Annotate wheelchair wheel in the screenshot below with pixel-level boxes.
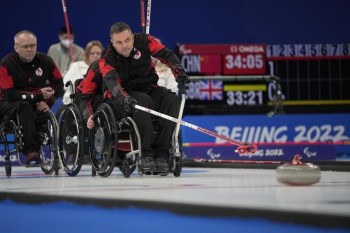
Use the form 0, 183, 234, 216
170, 128, 183, 177
1, 118, 20, 177
0, 130, 10, 176
0, 128, 8, 152
5, 160, 11, 177
117, 150, 137, 178
121, 162, 136, 178
117, 117, 140, 177
58, 104, 85, 176
40, 112, 59, 175
173, 156, 183, 177
90, 103, 117, 176
0, 130, 11, 177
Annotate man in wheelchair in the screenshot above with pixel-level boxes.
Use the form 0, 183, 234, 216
98, 22, 189, 173
0, 30, 64, 165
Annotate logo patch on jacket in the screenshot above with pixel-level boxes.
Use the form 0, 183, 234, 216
133, 50, 141, 60
35, 67, 43, 76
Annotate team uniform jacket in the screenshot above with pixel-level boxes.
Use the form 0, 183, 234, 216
77, 60, 103, 121
0, 52, 64, 106
99, 33, 185, 106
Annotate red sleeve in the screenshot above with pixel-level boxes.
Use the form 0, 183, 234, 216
79, 72, 97, 120
0, 66, 14, 89
47, 56, 64, 99
52, 63, 63, 81
82, 69, 98, 94
99, 58, 115, 78
147, 35, 165, 55
99, 57, 128, 100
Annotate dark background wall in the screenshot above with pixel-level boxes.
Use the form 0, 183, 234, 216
0, 0, 349, 57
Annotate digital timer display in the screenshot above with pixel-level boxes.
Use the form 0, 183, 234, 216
223, 44, 266, 75
178, 43, 267, 75
185, 80, 268, 107
226, 91, 264, 106
224, 54, 265, 75
224, 84, 266, 106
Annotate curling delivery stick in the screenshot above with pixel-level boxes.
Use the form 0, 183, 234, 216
132, 103, 257, 155
140, 0, 146, 33
61, 0, 75, 62
145, 0, 152, 34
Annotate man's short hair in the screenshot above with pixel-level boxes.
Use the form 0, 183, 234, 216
59, 26, 74, 35
110, 22, 131, 37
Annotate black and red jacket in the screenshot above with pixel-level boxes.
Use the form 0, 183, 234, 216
0, 52, 64, 106
77, 60, 103, 121
99, 33, 185, 106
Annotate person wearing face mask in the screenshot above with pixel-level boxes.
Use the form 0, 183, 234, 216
47, 26, 85, 76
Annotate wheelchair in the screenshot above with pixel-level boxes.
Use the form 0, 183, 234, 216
57, 79, 88, 177
57, 80, 142, 178
90, 102, 141, 178
58, 79, 183, 178
90, 101, 183, 177
0, 109, 60, 177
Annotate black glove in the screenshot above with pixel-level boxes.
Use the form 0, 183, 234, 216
177, 73, 190, 85
123, 96, 137, 115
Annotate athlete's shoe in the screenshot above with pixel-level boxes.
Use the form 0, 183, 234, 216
141, 156, 156, 173
155, 157, 169, 173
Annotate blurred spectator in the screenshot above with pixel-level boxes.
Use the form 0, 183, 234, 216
153, 58, 178, 94
62, 40, 103, 105
47, 26, 84, 75
152, 38, 178, 94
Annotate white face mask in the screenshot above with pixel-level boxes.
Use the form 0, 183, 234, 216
61, 39, 73, 48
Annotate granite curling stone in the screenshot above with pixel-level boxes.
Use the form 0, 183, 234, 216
276, 154, 321, 186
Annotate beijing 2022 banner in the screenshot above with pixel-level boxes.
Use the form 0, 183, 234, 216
182, 113, 350, 161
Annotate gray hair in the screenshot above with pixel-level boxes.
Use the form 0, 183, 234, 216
14, 30, 37, 44
109, 22, 131, 37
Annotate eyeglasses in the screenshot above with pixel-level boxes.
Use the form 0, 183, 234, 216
16, 43, 37, 49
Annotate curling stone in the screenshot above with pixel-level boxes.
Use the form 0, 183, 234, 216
276, 155, 321, 186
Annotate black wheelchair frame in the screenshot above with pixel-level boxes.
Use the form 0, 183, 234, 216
92, 101, 184, 177
0, 110, 60, 177
57, 79, 88, 176
90, 102, 141, 178
57, 80, 142, 178
57, 79, 184, 178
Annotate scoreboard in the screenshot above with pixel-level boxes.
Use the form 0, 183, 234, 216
267, 43, 349, 59
179, 44, 266, 75
266, 43, 350, 105
178, 43, 350, 114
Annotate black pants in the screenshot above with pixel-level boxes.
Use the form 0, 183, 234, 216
128, 87, 179, 158
0, 100, 45, 153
